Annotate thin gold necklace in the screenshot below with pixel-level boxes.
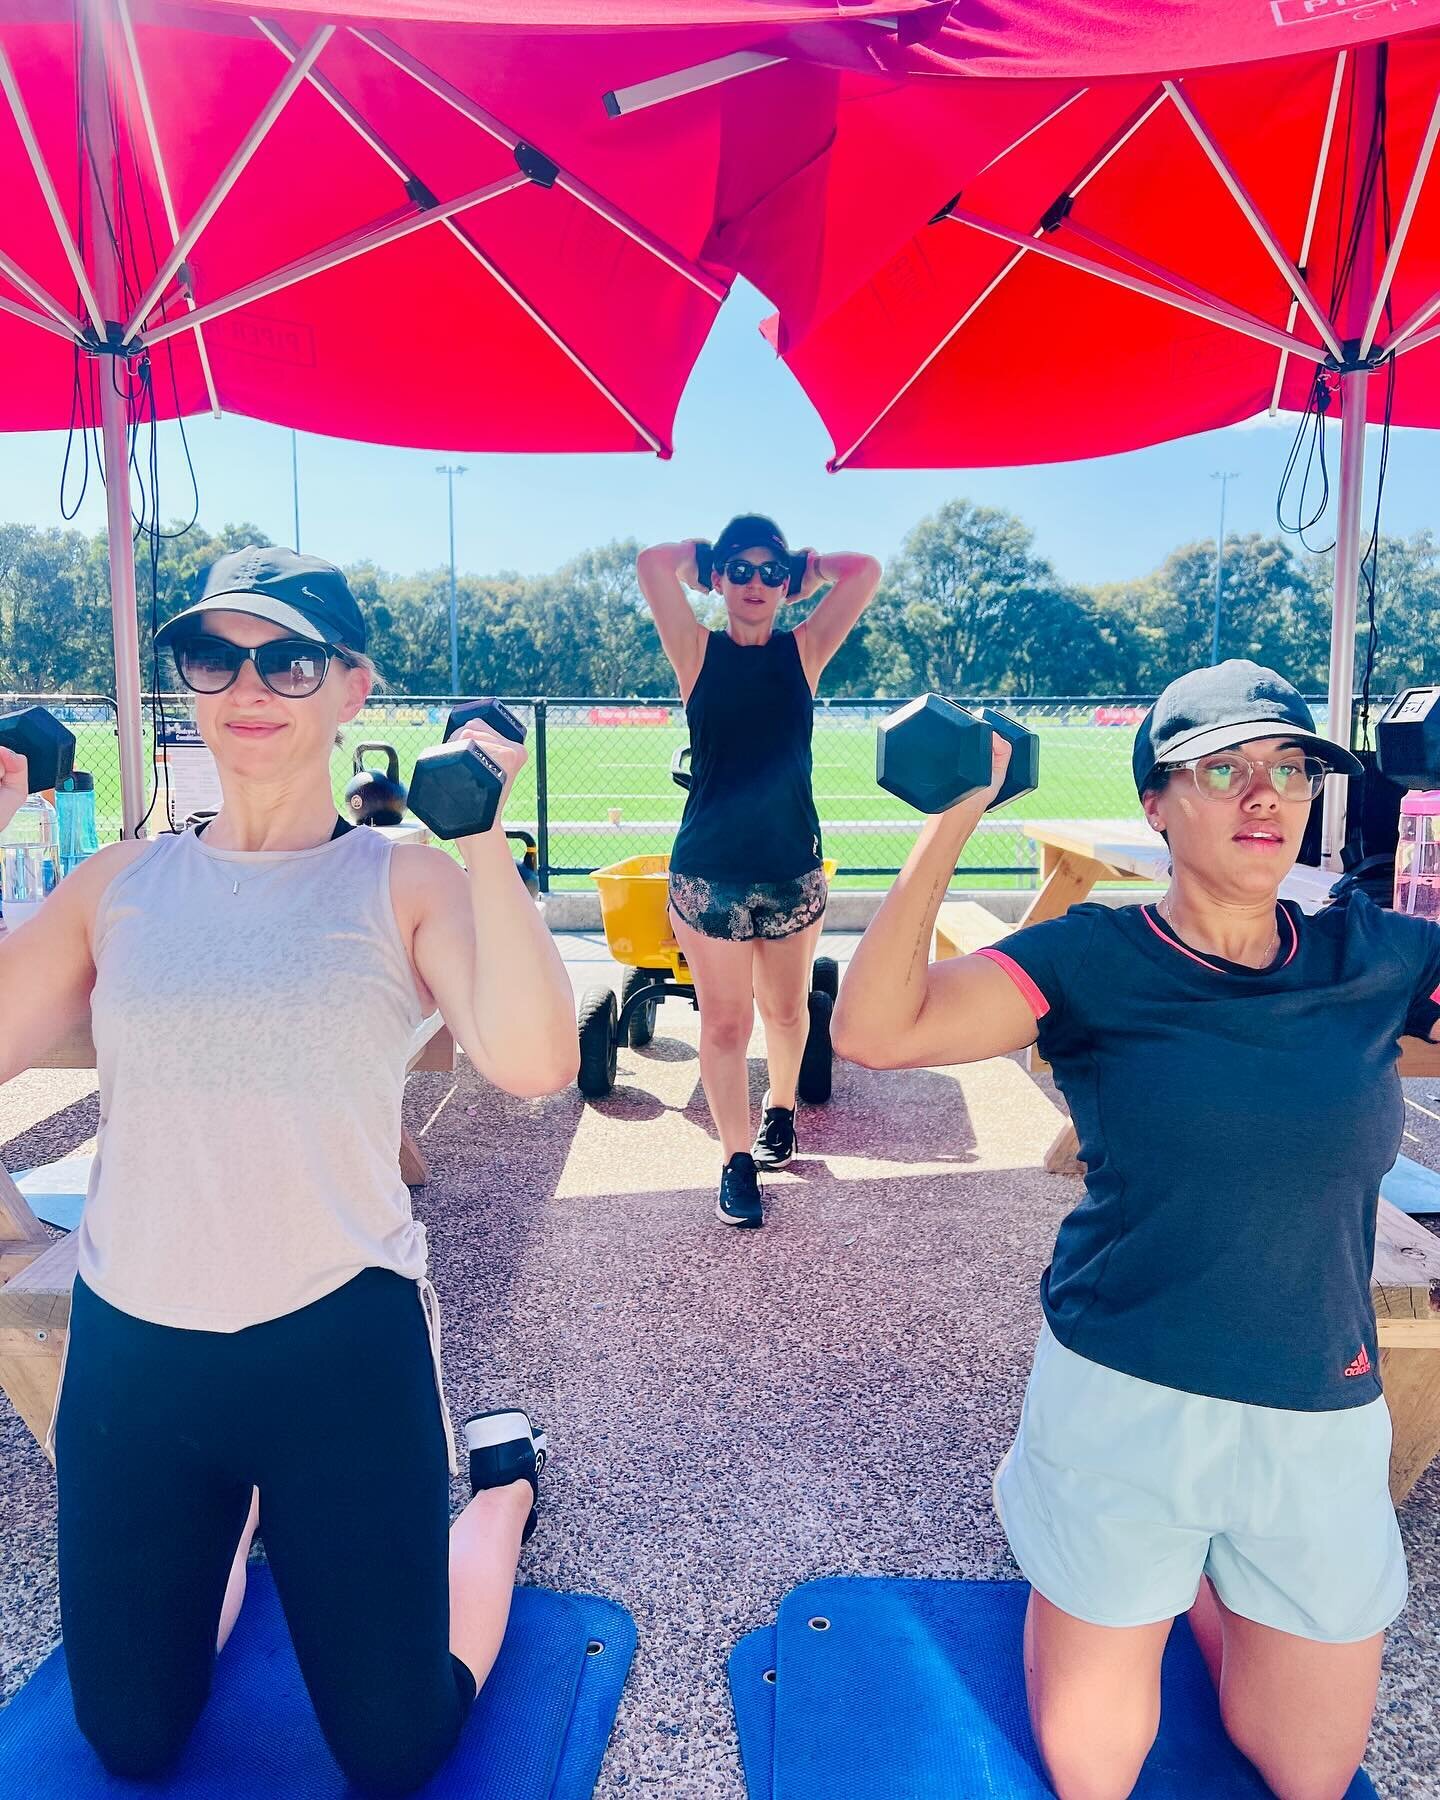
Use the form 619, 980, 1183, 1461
1157, 894, 1280, 967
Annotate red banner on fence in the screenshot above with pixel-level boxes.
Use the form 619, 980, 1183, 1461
1094, 706, 1147, 727
589, 707, 671, 726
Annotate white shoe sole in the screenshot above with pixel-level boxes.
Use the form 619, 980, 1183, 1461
464, 1409, 542, 1458
715, 1197, 763, 1228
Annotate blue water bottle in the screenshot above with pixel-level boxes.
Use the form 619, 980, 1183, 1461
55, 770, 101, 876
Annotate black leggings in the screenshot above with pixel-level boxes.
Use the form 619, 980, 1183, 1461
55, 1268, 474, 1797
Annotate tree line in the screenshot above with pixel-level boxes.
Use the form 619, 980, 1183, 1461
2, 501, 1434, 700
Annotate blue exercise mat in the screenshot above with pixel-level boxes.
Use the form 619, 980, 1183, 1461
728, 1626, 777, 1799
730, 1579, 1377, 1799
0, 1564, 634, 1798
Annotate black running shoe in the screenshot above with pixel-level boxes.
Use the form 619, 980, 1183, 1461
464, 1409, 548, 1544
716, 1152, 764, 1229
752, 1090, 797, 1170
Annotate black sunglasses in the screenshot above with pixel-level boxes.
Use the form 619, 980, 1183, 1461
173, 633, 354, 699
722, 555, 790, 589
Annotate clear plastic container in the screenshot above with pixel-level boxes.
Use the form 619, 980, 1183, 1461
55, 770, 101, 875
0, 791, 62, 931
1394, 790, 1440, 919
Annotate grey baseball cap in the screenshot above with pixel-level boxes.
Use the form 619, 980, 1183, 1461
155, 547, 367, 651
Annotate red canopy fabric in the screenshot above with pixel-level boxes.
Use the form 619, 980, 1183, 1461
707, 30, 1440, 466
825, 0, 1440, 79
0, 0, 941, 452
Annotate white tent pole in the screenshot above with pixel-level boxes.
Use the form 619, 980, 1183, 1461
114, 0, 221, 417
1271, 52, 1347, 414
945, 206, 1325, 360
0, 292, 78, 340
602, 51, 785, 118
1360, 85, 1440, 357
352, 29, 728, 302
1165, 79, 1344, 362
124, 26, 331, 341
0, 41, 106, 337
81, 5, 146, 839
1321, 45, 1384, 871
1321, 370, 1370, 868
142, 173, 529, 348
253, 17, 665, 451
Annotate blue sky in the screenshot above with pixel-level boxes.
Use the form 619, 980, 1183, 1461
1, 281, 1435, 588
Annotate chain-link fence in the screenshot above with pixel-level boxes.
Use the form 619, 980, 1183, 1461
4, 691, 1344, 892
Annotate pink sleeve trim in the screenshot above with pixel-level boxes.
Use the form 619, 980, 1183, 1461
973, 946, 1051, 1019
1429, 983, 1440, 1006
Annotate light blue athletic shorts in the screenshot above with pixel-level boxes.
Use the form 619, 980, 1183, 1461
994, 1324, 1407, 1643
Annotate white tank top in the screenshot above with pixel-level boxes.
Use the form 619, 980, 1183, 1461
79, 825, 430, 1330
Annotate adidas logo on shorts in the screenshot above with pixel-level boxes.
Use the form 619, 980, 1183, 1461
1343, 1345, 1373, 1378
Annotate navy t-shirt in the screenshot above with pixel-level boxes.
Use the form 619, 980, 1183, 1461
980, 893, 1440, 1412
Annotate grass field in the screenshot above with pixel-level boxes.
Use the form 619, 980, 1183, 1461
49, 704, 1141, 892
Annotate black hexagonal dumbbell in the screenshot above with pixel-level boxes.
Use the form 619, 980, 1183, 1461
0, 706, 77, 793
406, 700, 527, 840
875, 693, 1039, 814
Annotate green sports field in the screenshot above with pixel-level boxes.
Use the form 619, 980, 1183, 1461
53, 703, 1142, 892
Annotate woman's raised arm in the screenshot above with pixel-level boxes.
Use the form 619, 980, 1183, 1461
635, 541, 709, 699
793, 551, 883, 689
832, 740, 1037, 1070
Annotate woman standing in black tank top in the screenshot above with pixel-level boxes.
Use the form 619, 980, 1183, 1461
637, 516, 881, 1228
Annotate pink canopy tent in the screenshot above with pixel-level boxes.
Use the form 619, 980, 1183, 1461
0, 0, 943, 833
607, 4, 1440, 863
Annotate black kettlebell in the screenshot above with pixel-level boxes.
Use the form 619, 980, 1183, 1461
345, 742, 408, 827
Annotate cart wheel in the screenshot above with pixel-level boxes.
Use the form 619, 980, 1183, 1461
798, 988, 834, 1105
577, 985, 619, 1098
621, 967, 661, 1047
811, 955, 839, 1002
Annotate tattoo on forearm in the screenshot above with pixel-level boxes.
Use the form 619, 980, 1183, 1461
907, 868, 948, 982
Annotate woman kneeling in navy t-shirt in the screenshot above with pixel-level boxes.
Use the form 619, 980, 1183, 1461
836, 661, 1440, 1800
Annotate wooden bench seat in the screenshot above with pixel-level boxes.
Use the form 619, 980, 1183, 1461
933, 901, 1051, 1078
933, 899, 1013, 961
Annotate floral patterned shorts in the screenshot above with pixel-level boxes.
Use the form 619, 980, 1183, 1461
668, 866, 828, 943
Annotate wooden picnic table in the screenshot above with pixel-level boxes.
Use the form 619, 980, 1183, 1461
1005, 820, 1440, 1502
0, 823, 457, 1454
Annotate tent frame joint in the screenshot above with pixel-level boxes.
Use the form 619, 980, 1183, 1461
78, 319, 139, 359
1040, 192, 1073, 234
404, 176, 439, 211
1325, 337, 1390, 377
514, 141, 559, 188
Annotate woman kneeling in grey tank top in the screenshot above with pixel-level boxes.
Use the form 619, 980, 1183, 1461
0, 548, 578, 1795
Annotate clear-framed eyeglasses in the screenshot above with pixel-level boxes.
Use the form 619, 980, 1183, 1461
1159, 751, 1330, 803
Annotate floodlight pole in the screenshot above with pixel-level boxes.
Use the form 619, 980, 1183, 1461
82, 5, 146, 839
437, 465, 466, 694
1210, 471, 1238, 665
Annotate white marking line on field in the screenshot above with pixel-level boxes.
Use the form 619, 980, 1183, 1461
418, 1082, 459, 1138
